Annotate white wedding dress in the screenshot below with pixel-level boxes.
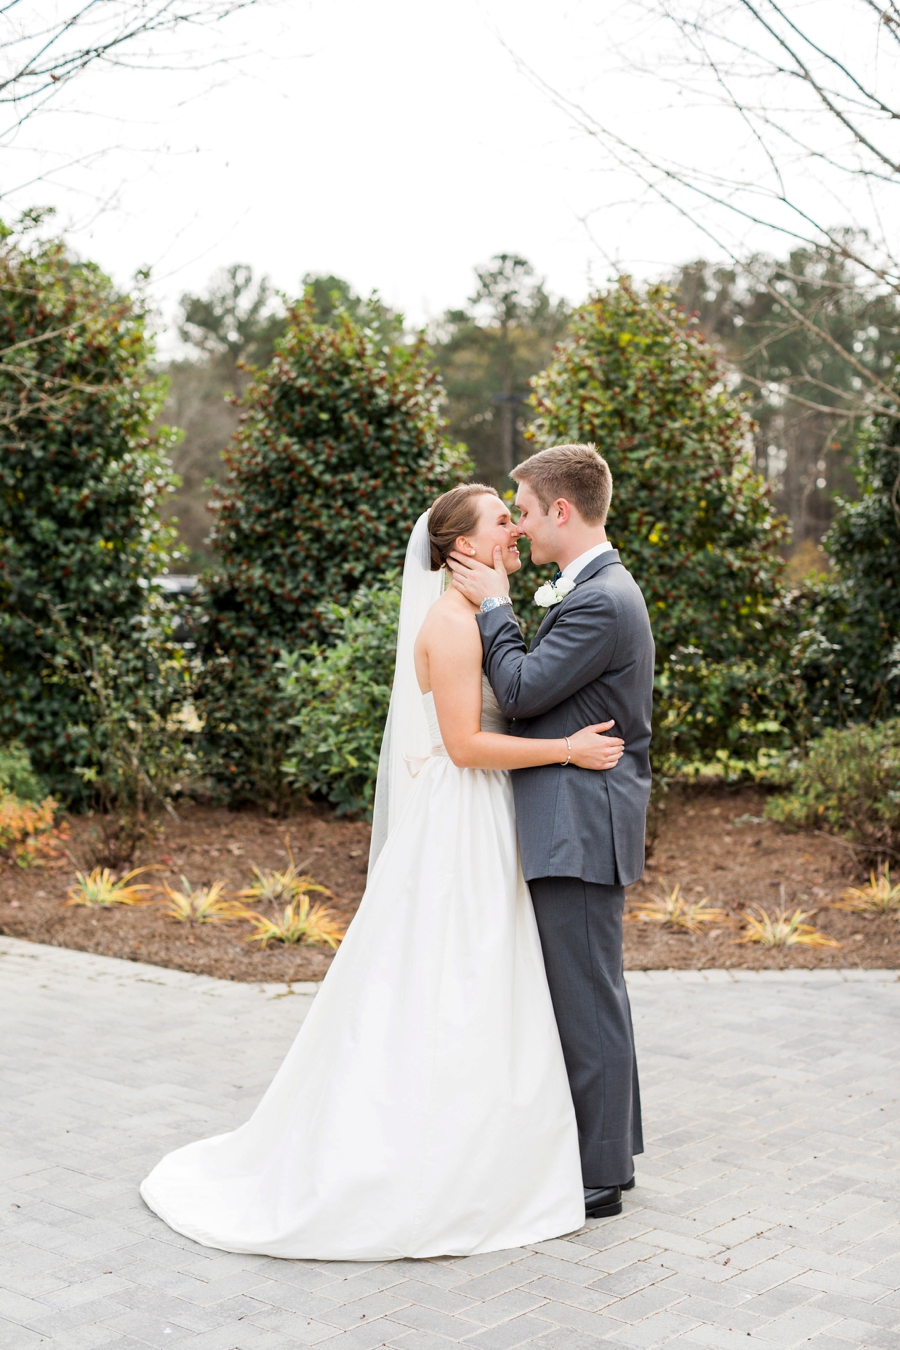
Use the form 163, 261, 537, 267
140, 516, 583, 1260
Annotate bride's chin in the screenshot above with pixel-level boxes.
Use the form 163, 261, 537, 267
505, 556, 522, 574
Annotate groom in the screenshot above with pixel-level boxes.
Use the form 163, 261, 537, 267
448, 443, 654, 1220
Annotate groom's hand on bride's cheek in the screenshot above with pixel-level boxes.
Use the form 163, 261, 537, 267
447, 547, 510, 604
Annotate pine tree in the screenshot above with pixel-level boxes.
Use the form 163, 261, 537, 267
198, 298, 470, 800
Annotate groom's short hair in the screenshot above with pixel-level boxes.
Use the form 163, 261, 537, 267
512, 444, 612, 524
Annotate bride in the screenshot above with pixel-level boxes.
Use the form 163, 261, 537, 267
140, 484, 625, 1260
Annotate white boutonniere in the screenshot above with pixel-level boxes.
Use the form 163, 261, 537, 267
534, 576, 576, 608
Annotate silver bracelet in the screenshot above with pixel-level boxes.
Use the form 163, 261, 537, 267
559, 736, 572, 767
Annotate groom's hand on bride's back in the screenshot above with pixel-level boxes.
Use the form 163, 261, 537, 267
447, 545, 509, 604
569, 721, 625, 771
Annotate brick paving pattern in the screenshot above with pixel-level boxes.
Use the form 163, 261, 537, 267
1, 935, 899, 1349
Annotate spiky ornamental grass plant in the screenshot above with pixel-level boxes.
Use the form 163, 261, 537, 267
737, 903, 840, 949
526, 277, 794, 780
0, 213, 181, 802
237, 863, 310, 906
161, 877, 243, 924
66, 865, 157, 907
197, 296, 471, 802
240, 888, 346, 950
236, 839, 327, 906
627, 880, 727, 934
835, 866, 900, 915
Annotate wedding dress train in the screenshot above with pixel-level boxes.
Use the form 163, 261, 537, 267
140, 676, 584, 1260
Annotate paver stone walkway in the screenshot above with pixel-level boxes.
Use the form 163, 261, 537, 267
2, 937, 900, 1349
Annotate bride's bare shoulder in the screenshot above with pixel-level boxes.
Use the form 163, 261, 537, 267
415, 589, 480, 693
418, 588, 480, 648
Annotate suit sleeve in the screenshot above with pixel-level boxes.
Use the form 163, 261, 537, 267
476, 588, 619, 720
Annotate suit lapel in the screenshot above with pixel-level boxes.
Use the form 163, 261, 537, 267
529, 550, 621, 650
572, 548, 620, 585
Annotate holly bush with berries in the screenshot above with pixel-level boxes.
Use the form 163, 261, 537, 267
0, 214, 180, 800
197, 297, 470, 800
527, 277, 796, 776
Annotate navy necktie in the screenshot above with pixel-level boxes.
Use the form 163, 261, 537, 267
553, 571, 563, 583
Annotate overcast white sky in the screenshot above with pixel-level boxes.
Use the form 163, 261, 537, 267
3, 0, 893, 354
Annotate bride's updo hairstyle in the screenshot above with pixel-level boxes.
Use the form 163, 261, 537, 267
428, 483, 500, 571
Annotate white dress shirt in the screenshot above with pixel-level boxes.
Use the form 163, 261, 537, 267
560, 539, 613, 583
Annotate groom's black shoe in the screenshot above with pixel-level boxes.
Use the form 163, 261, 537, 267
622, 1176, 635, 1191
584, 1185, 622, 1218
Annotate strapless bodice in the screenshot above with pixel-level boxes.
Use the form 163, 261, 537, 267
423, 674, 509, 751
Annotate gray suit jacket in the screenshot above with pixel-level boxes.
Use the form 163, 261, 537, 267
477, 551, 654, 887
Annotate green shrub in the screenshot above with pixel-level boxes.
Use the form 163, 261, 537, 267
0, 213, 179, 800
48, 616, 197, 864
527, 277, 791, 773
198, 295, 470, 800
0, 790, 64, 867
0, 742, 46, 803
279, 577, 400, 817
653, 646, 802, 781
796, 392, 900, 726
765, 719, 900, 863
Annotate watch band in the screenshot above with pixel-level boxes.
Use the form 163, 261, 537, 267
480, 596, 513, 614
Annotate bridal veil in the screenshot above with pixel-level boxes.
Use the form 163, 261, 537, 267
367, 510, 443, 873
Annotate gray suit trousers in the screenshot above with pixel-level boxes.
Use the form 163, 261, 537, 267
529, 877, 643, 1187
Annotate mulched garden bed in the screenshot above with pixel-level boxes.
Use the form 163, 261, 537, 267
1, 787, 896, 979
631, 787, 898, 970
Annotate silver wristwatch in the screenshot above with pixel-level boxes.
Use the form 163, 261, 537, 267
480, 596, 513, 614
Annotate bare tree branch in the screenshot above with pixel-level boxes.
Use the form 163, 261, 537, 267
735, 0, 900, 174
501, 2, 900, 417
0, 0, 262, 143
859, 0, 900, 50
750, 0, 899, 118
634, 3, 899, 182
737, 370, 873, 417
503, 37, 900, 415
